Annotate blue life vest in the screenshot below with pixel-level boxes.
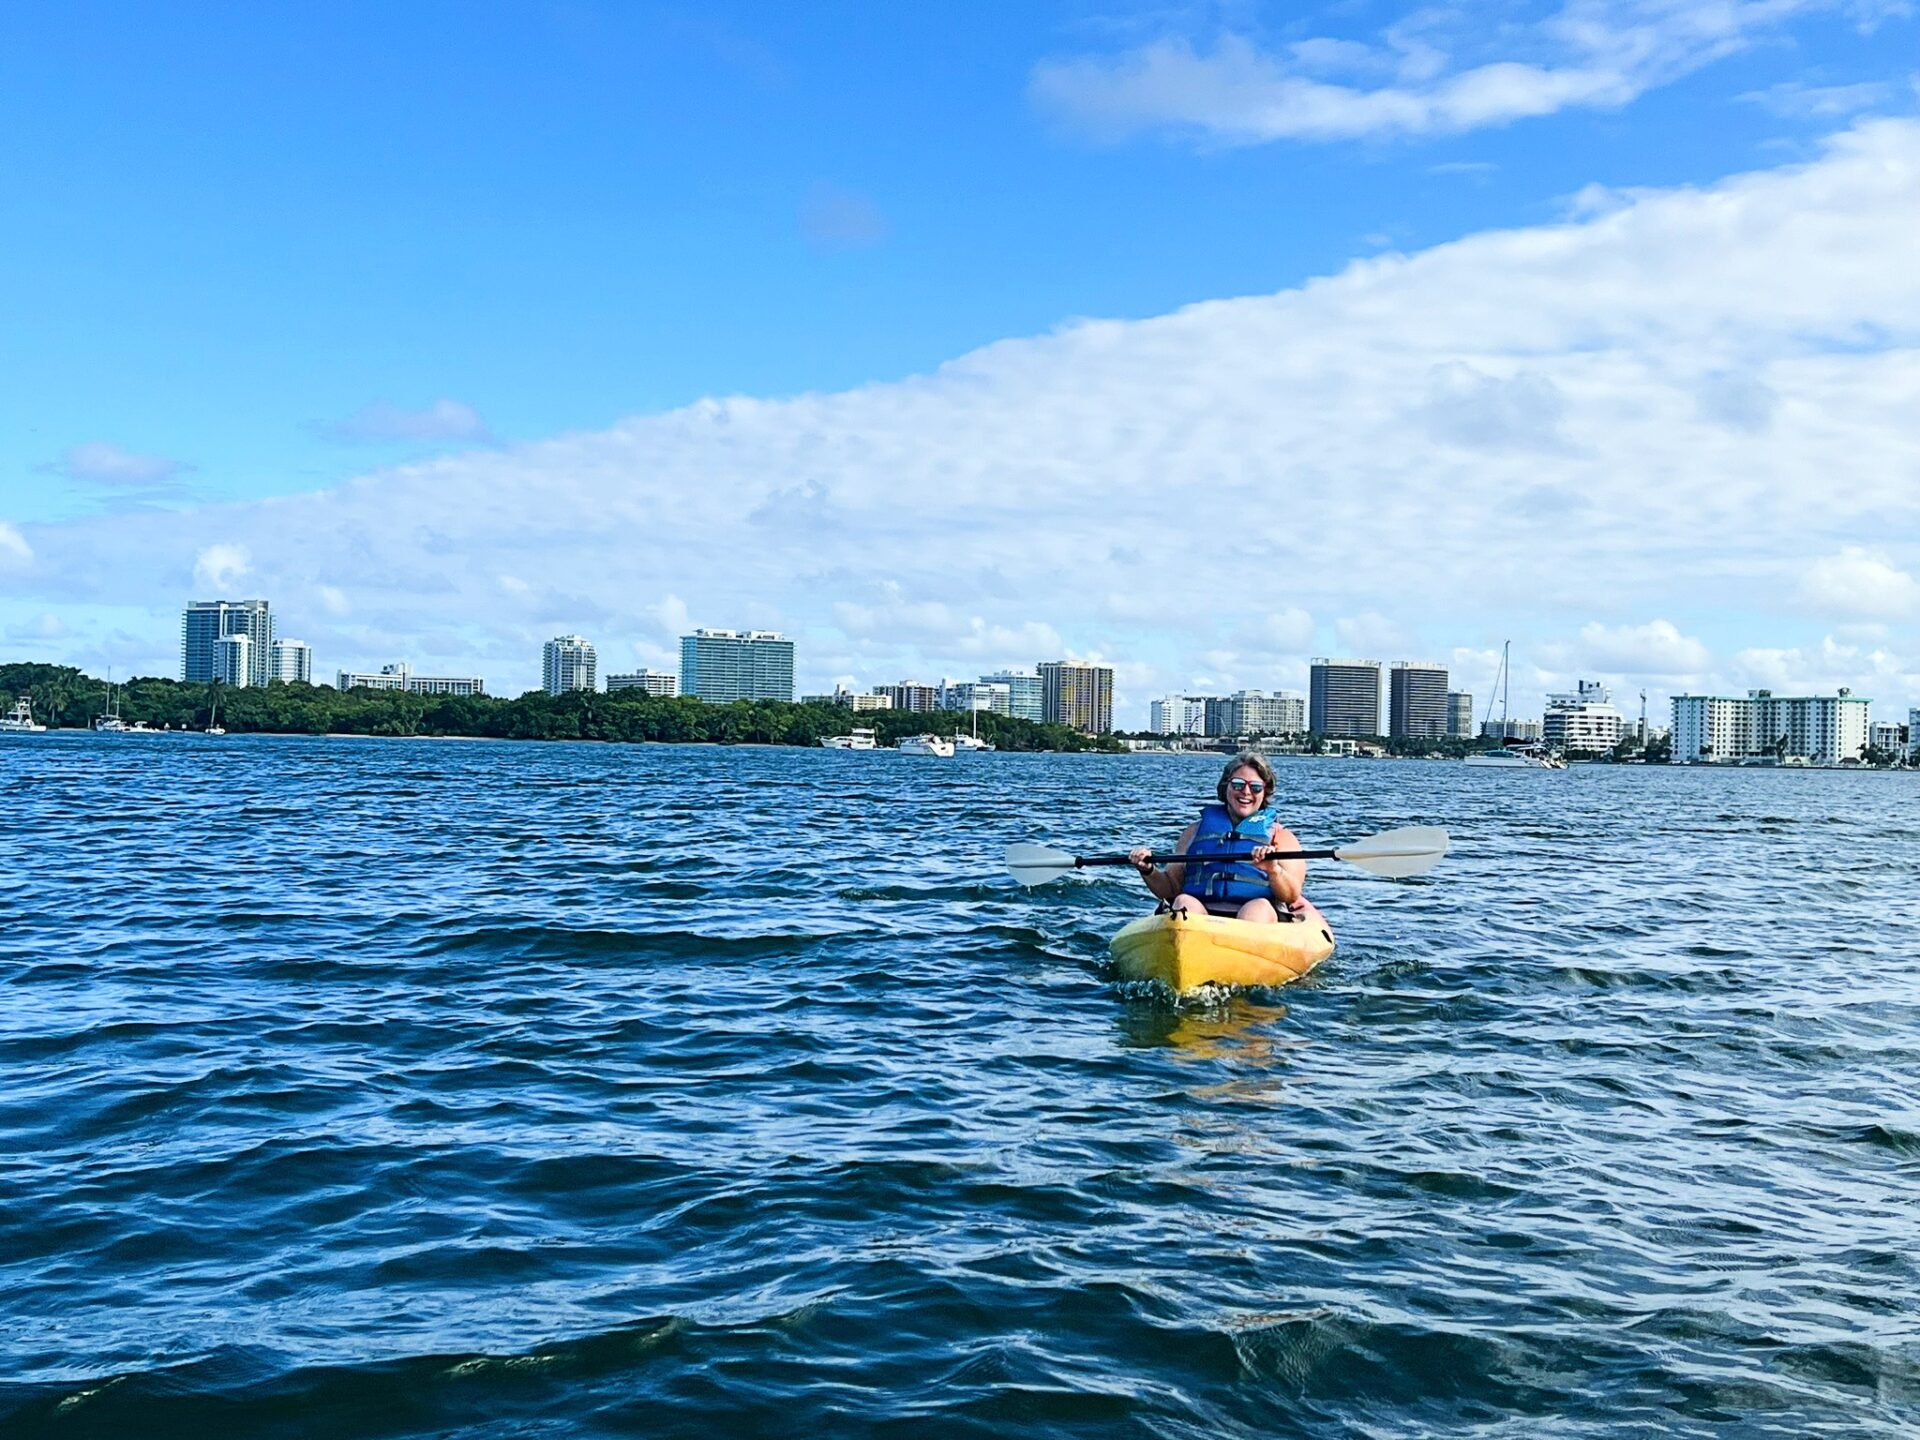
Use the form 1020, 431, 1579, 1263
1180, 803, 1280, 906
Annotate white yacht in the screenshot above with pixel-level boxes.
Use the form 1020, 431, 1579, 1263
896, 733, 956, 757
1464, 641, 1563, 770
0, 697, 46, 733
950, 708, 996, 753
821, 726, 877, 750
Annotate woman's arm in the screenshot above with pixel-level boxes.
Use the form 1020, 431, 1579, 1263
1253, 825, 1306, 908
1129, 824, 1195, 903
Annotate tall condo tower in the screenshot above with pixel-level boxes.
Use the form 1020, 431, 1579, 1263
543, 635, 598, 695
979, 669, 1043, 722
1389, 662, 1449, 738
182, 599, 273, 688
270, 639, 313, 685
679, 629, 794, 703
1039, 660, 1114, 735
1309, 658, 1383, 737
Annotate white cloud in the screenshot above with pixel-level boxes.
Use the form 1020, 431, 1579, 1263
192, 544, 252, 591
317, 585, 350, 616
326, 399, 491, 444
1800, 547, 1920, 616
1030, 3, 1863, 145
1577, 619, 1714, 674
1740, 79, 1899, 117
0, 523, 32, 568
8, 120, 1920, 714
40, 441, 190, 488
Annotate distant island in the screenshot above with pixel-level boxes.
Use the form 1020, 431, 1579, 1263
0, 662, 1120, 752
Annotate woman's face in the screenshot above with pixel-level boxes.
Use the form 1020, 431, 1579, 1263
1224, 765, 1268, 818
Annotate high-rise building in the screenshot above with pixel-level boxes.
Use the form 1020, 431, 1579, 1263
1543, 680, 1625, 753
1446, 691, 1475, 738
270, 639, 313, 685
876, 681, 940, 712
942, 681, 1011, 714
1670, 688, 1869, 764
1149, 696, 1207, 736
543, 635, 598, 695
182, 599, 273, 688
1309, 658, 1382, 737
335, 663, 484, 696
212, 633, 252, 687
1039, 661, 1113, 734
980, 669, 1043, 723
1910, 708, 1920, 762
606, 670, 678, 696
679, 629, 795, 703
1222, 690, 1306, 736
1389, 662, 1449, 739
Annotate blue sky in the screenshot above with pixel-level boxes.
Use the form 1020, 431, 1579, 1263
4, 1, 1919, 719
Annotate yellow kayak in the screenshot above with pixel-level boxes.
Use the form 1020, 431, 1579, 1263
1109, 903, 1336, 992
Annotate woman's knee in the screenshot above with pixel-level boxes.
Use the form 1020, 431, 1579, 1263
1235, 898, 1279, 923
1170, 894, 1208, 916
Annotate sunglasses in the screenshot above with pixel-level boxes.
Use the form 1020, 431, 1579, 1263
1227, 778, 1266, 795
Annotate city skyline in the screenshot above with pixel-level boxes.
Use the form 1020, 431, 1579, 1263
5, 7, 1919, 725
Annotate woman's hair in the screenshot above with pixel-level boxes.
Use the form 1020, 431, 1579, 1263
1217, 750, 1278, 805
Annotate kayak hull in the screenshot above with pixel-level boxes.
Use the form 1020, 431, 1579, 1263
1109, 904, 1336, 992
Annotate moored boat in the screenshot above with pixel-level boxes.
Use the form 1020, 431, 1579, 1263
0, 696, 47, 733
896, 733, 955, 757
821, 726, 876, 750
1109, 903, 1336, 992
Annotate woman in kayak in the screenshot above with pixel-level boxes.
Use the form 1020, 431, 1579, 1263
1127, 752, 1306, 923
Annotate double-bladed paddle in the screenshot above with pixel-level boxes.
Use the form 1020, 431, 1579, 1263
1004, 825, 1448, 887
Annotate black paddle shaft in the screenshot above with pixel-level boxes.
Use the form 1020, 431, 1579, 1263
1077, 848, 1337, 869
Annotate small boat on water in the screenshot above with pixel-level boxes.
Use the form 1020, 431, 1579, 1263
896, 733, 956, 757
950, 707, 996, 753
1110, 904, 1337, 991
1465, 640, 1563, 770
820, 726, 876, 750
0, 697, 47, 733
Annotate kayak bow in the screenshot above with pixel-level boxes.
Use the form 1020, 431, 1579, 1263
1109, 903, 1336, 992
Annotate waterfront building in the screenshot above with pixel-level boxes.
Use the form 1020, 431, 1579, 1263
1911, 708, 1920, 762
212, 633, 252, 688
877, 681, 940, 712
1481, 719, 1543, 742
1223, 690, 1306, 736
680, 629, 795, 703
1149, 696, 1207, 737
607, 669, 678, 696
269, 639, 312, 685
1389, 663, 1449, 739
1040, 660, 1114, 734
335, 663, 485, 697
1309, 658, 1382, 737
980, 669, 1044, 723
942, 681, 1012, 714
1868, 720, 1907, 755
1446, 691, 1475, 738
1543, 680, 1626, 754
1670, 689, 1870, 764
182, 599, 273, 688
543, 635, 597, 695
803, 686, 888, 712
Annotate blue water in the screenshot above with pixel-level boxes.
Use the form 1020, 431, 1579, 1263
3, 735, 1918, 1437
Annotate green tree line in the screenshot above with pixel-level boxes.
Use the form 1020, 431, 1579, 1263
0, 663, 1119, 752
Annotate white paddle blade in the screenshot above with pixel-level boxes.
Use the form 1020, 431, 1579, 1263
1005, 842, 1079, 888
1333, 825, 1449, 878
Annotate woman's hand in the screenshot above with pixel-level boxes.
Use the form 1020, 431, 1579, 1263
1127, 846, 1154, 877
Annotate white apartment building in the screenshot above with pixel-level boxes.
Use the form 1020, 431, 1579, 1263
1543, 680, 1625, 754
543, 635, 597, 695
1224, 690, 1306, 736
270, 638, 313, 684
941, 680, 1012, 714
336, 663, 486, 697
1868, 720, 1907, 755
1671, 689, 1871, 764
212, 633, 252, 687
606, 670, 677, 696
1149, 696, 1207, 736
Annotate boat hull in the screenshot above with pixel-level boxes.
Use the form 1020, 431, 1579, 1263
1109, 905, 1336, 992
